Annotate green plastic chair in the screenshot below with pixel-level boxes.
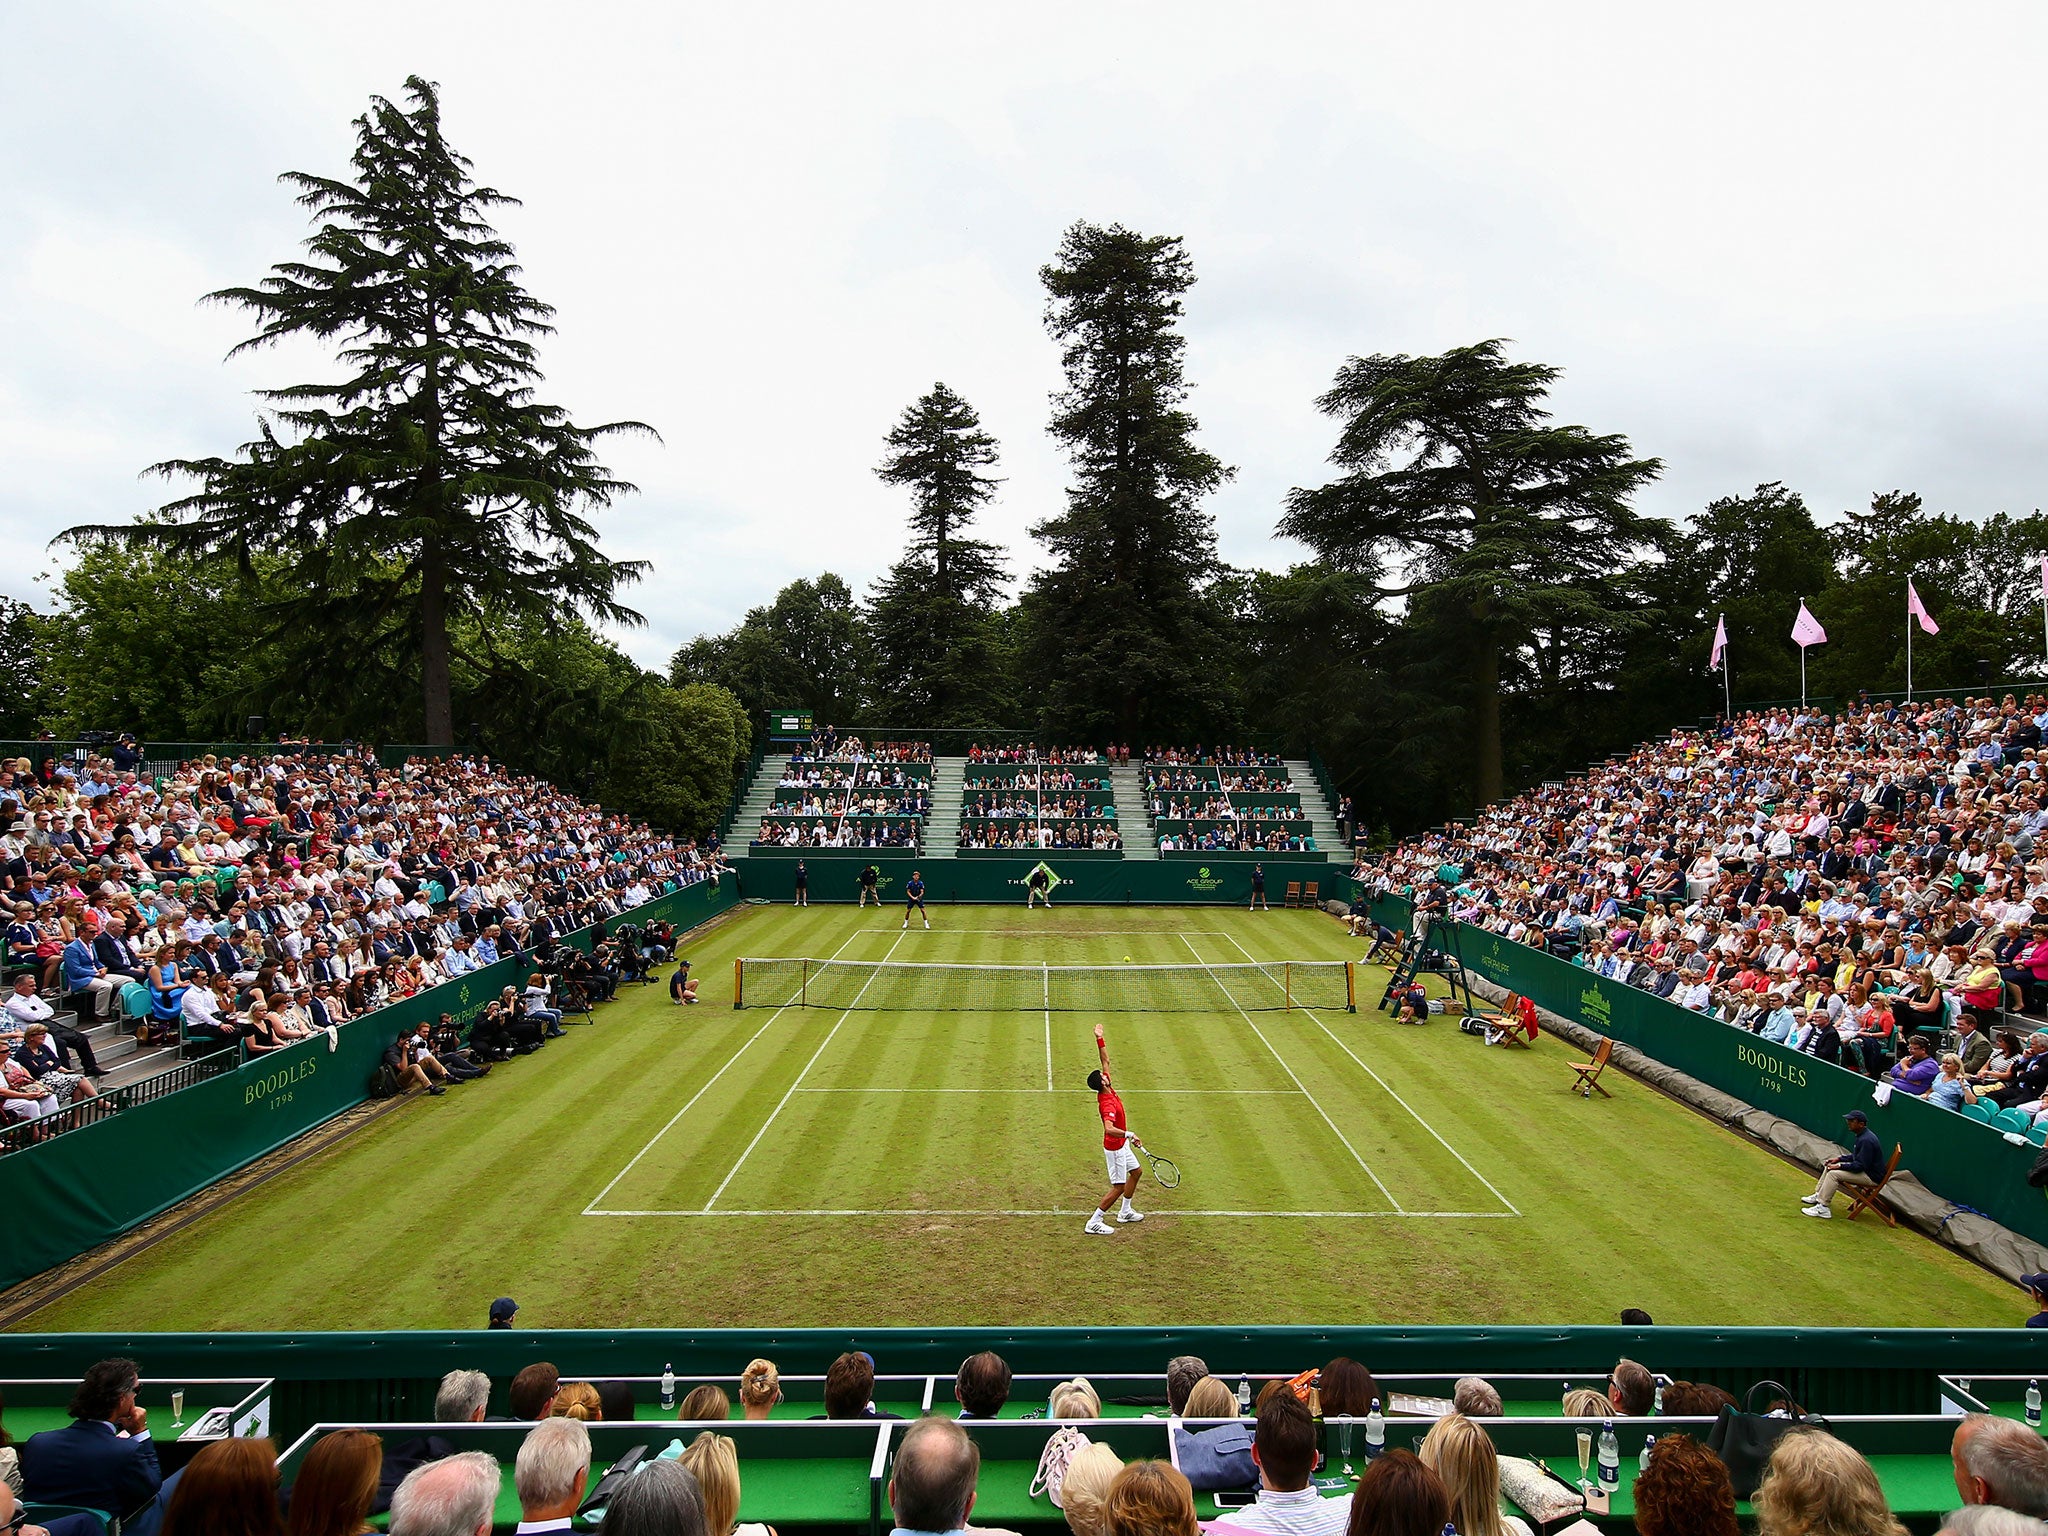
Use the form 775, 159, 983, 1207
118, 981, 150, 1024
1964, 1101, 1997, 1122
2028, 1123, 2047, 1147
1995, 1108, 2034, 1135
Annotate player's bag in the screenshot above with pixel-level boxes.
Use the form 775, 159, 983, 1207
1705, 1380, 1826, 1499
1030, 1426, 1090, 1507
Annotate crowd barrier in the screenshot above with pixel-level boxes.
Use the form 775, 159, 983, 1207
724, 854, 1338, 904
1364, 892, 2048, 1249
0, 876, 744, 1292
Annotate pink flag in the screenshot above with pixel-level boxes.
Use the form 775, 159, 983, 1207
1709, 614, 1727, 672
1791, 602, 1828, 648
1906, 579, 1939, 635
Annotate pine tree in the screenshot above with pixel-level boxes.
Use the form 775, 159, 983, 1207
865, 384, 1012, 726
64, 77, 648, 744
1023, 221, 1233, 740
1280, 340, 1662, 803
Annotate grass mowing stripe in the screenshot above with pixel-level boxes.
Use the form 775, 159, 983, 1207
584, 1208, 1515, 1218
584, 921, 872, 1214
1177, 931, 1403, 1213
1215, 928, 1521, 1218
701, 930, 908, 1211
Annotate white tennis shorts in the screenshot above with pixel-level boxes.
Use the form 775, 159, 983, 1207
1104, 1143, 1142, 1182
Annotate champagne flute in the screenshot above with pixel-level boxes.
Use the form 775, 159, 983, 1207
1338, 1416, 1354, 1476
171, 1389, 185, 1428
1575, 1429, 1592, 1495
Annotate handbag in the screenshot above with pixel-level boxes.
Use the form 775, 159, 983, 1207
1030, 1425, 1090, 1507
1705, 1380, 1824, 1499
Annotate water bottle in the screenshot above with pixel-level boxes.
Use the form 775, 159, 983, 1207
660, 1364, 675, 1411
1653, 1380, 1664, 1415
1365, 1398, 1385, 1460
1237, 1376, 1251, 1413
1640, 1434, 1656, 1474
1597, 1420, 1620, 1489
2028, 1379, 2042, 1429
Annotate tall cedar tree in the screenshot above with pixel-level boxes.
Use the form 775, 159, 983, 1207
1280, 340, 1662, 804
65, 77, 648, 744
865, 384, 1011, 725
1026, 222, 1232, 740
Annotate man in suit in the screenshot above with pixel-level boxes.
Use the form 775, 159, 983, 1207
92, 917, 148, 990
20, 1359, 163, 1533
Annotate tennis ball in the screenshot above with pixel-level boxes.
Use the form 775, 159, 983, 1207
1124, 955, 1131, 962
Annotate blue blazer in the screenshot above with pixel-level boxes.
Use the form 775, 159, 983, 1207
21, 1419, 163, 1517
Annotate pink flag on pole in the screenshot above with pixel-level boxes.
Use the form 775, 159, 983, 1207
1709, 614, 1727, 671
1906, 579, 1939, 635
1791, 602, 1828, 648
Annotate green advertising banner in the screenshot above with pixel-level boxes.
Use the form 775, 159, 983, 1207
726, 854, 1340, 906
1437, 920, 2048, 1247
0, 875, 743, 1291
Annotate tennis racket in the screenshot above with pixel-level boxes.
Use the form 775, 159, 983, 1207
1138, 1144, 1182, 1188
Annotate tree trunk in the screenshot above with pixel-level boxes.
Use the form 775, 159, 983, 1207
421, 550, 454, 746
1471, 614, 1504, 806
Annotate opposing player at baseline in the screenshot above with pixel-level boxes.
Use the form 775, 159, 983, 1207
903, 869, 931, 930
1084, 1021, 1144, 1236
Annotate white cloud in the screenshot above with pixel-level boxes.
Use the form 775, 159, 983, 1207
4, 0, 2047, 669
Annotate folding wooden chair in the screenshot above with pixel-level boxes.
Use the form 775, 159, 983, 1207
1302, 882, 1319, 907
1568, 1037, 1614, 1098
1283, 882, 1302, 907
1843, 1143, 1903, 1227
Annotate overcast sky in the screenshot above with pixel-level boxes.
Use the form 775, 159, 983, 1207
6, 3, 2047, 670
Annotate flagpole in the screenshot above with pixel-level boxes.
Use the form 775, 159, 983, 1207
1906, 578, 1914, 704
1721, 613, 1731, 719
1799, 597, 1807, 710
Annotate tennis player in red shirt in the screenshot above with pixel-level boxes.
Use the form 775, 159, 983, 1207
1084, 1022, 1144, 1236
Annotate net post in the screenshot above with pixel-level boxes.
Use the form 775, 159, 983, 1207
733, 957, 743, 1009
1345, 960, 1356, 1012
801, 958, 810, 1009
1285, 961, 1293, 1012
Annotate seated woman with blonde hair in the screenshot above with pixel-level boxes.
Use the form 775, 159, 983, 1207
1560, 1389, 1615, 1418
1104, 1460, 1200, 1536
1059, 1442, 1125, 1536
738, 1359, 781, 1421
552, 1381, 603, 1420
1181, 1378, 1238, 1418
681, 1430, 775, 1536
1416, 1413, 1531, 1536
1049, 1379, 1102, 1420
1753, 1430, 1906, 1536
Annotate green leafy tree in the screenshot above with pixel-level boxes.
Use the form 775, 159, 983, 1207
865, 384, 1014, 726
63, 76, 649, 745
672, 574, 868, 722
1280, 339, 1664, 803
1022, 221, 1234, 740
0, 599, 51, 739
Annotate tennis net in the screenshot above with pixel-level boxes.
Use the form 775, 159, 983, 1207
733, 958, 1354, 1012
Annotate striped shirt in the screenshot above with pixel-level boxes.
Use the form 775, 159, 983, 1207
1210, 1487, 1353, 1536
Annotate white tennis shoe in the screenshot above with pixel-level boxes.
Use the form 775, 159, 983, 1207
1118, 1208, 1145, 1223
1084, 1216, 1115, 1235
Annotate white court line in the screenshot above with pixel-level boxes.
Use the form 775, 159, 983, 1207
581, 925, 871, 1215
792, 1087, 1306, 1094
588, 1208, 1517, 1219
701, 930, 908, 1211
1217, 930, 1522, 1218
1043, 962, 1054, 1091
1178, 933, 1402, 1213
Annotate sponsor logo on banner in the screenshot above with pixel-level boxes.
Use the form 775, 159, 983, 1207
245, 1055, 318, 1111
1579, 985, 1612, 1030
1478, 936, 1512, 982
1185, 866, 1225, 892
1737, 1040, 1808, 1093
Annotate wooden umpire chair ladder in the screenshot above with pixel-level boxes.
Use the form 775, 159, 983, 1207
1569, 1037, 1614, 1098
1844, 1143, 1904, 1226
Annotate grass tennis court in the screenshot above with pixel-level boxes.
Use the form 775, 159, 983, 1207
17, 905, 2021, 1331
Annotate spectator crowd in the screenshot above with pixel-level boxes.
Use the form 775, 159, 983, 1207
1359, 696, 2048, 1127
2, 744, 713, 1135
8, 1348, 2037, 1536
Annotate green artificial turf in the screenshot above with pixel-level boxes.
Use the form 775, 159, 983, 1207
18, 905, 2021, 1331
